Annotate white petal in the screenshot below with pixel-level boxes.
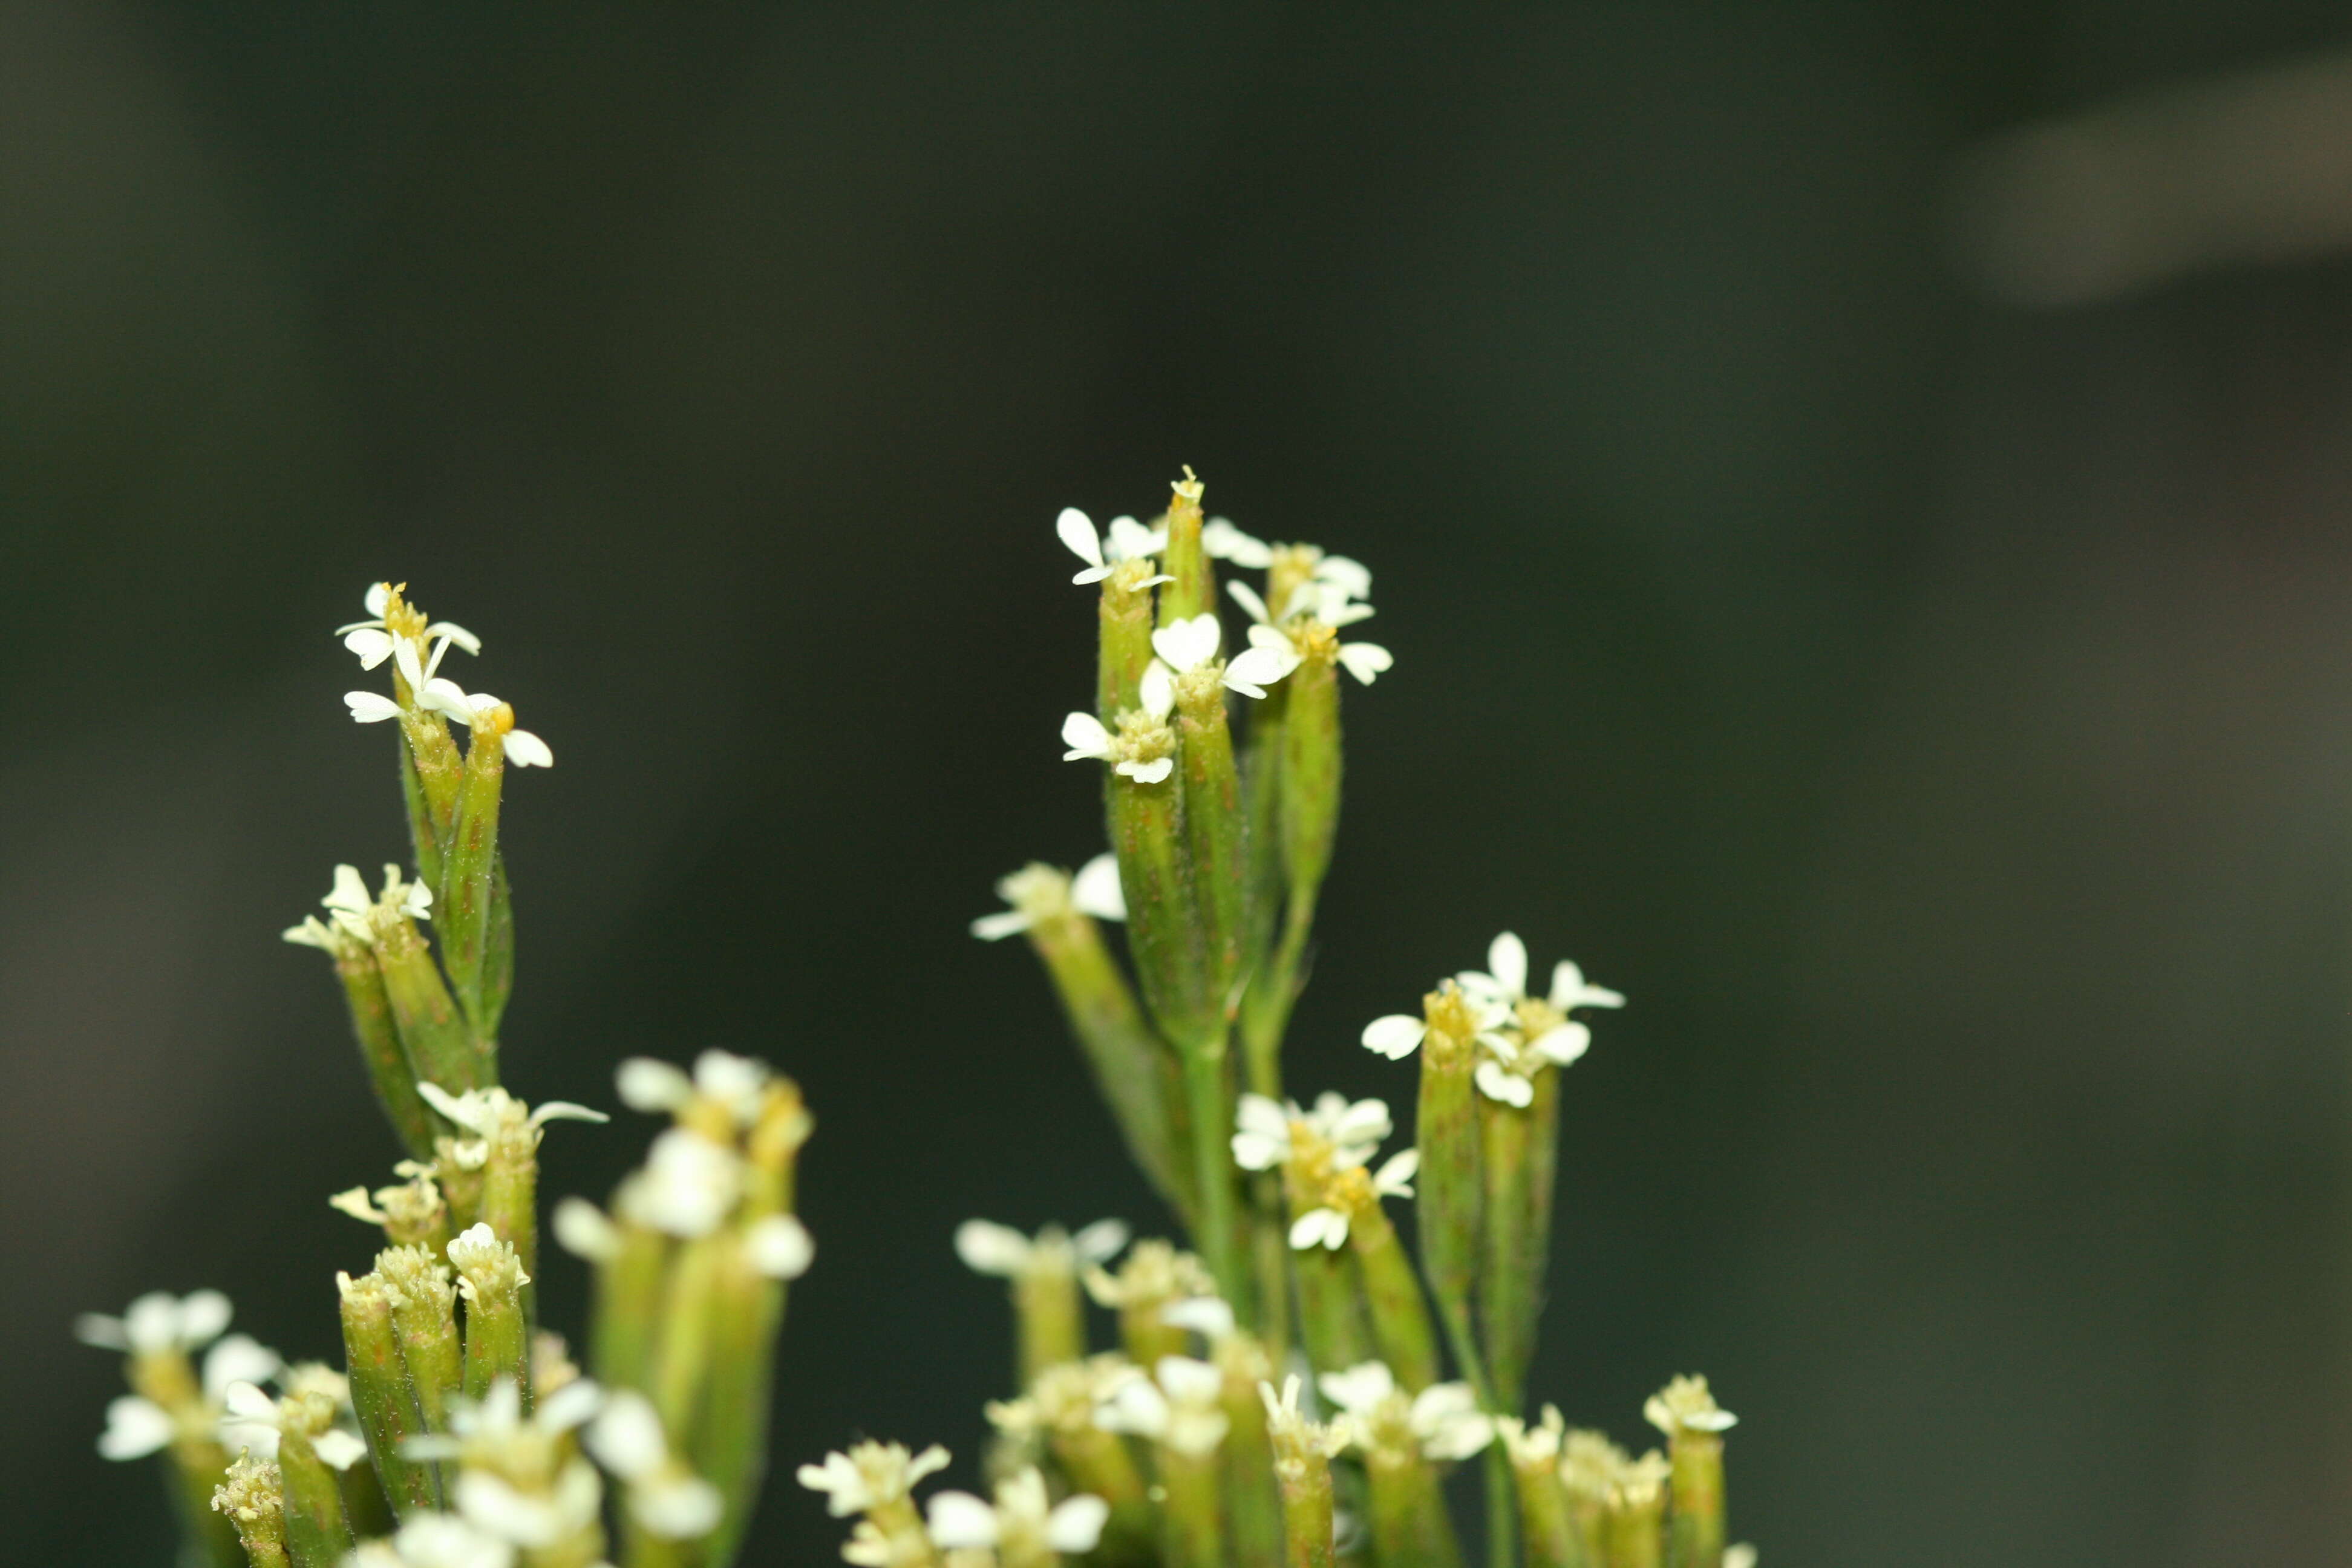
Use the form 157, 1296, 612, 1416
73, 1313, 129, 1351
1105, 515, 1166, 561
970, 908, 1034, 941
344, 691, 402, 724
1475, 1062, 1534, 1107
344, 628, 397, 668
1070, 853, 1126, 921
1119, 757, 1174, 785
1316, 1362, 1396, 1415
954, 1219, 1033, 1276
425, 621, 482, 655
584, 1390, 668, 1480
1151, 613, 1222, 673
1201, 517, 1272, 568
615, 1059, 693, 1112
745, 1214, 815, 1279
416, 1080, 483, 1131
1549, 960, 1627, 1010
1373, 1148, 1420, 1197
502, 729, 554, 768
97, 1396, 175, 1460
1338, 641, 1393, 685
1060, 712, 1113, 760
178, 1290, 233, 1346
221, 1381, 279, 1425
635, 1475, 724, 1539
925, 1491, 1001, 1549
1531, 1022, 1592, 1066
1226, 579, 1272, 624
313, 1429, 369, 1471
1360, 1015, 1428, 1059
1327, 1097, 1393, 1148
1161, 1296, 1235, 1340
1056, 507, 1105, 570
1072, 564, 1114, 585
363, 581, 391, 616
1138, 660, 1175, 719
1229, 1129, 1286, 1171
1287, 1208, 1348, 1251
1072, 1218, 1131, 1263
1486, 933, 1528, 1000
1155, 1356, 1224, 1404
420, 676, 475, 724
324, 864, 372, 915
552, 1198, 622, 1261
1235, 1093, 1292, 1142
200, 1335, 282, 1401
529, 1100, 610, 1129
1223, 645, 1296, 696
1314, 554, 1373, 599
122, 1293, 183, 1353
1045, 1494, 1112, 1553
393, 636, 426, 693
538, 1378, 605, 1434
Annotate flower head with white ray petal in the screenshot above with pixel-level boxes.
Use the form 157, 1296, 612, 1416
1057, 508, 1170, 586
970, 854, 1125, 941
1060, 661, 1178, 784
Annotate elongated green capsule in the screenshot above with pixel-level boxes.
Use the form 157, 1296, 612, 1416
338, 1271, 438, 1515
272, 1422, 354, 1568
375, 1246, 461, 1432
1278, 642, 1341, 909
1498, 1411, 1588, 1568
374, 915, 492, 1095
211, 1455, 290, 1568
1364, 1446, 1465, 1568
1333, 1169, 1439, 1393
1171, 662, 1249, 1012
449, 1224, 531, 1403
436, 707, 509, 1033
1158, 471, 1214, 624
1217, 1336, 1284, 1568
1478, 1067, 1552, 1408
1098, 558, 1161, 720
1414, 985, 1485, 1383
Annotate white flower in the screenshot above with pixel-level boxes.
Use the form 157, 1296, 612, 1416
1056, 508, 1170, 585
1149, 613, 1287, 702
1359, 1014, 1428, 1060
1160, 1295, 1236, 1341
616, 1130, 743, 1238
550, 1198, 622, 1262
582, 1391, 721, 1540
1230, 1091, 1393, 1173
1285, 1149, 1414, 1252
344, 609, 475, 724
1094, 1356, 1229, 1456
401, 678, 553, 769
416, 1082, 607, 1143
1459, 933, 1621, 1053
797, 1440, 952, 1517
1227, 568, 1390, 685
1474, 1061, 1536, 1107
76, 1289, 234, 1357
970, 855, 1124, 941
955, 1218, 1129, 1278
1644, 1374, 1737, 1436
613, 1050, 772, 1126
1317, 1362, 1493, 1461
338, 582, 481, 664
217, 1381, 368, 1469
454, 1460, 603, 1551
745, 1214, 815, 1280
312, 863, 432, 946
1059, 663, 1177, 784
96, 1397, 177, 1461
367, 1514, 517, 1568
926, 1468, 1109, 1557
1201, 517, 1273, 569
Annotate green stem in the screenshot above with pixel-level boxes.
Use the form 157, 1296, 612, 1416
331, 947, 440, 1160
339, 1275, 439, 1515
1014, 1255, 1085, 1388
1477, 1082, 1541, 1411
1350, 1204, 1440, 1393
1178, 1034, 1251, 1320
651, 1233, 725, 1442
1158, 1445, 1226, 1568
1270, 1440, 1336, 1568
273, 1431, 354, 1568
374, 919, 492, 1094
591, 1220, 671, 1396
697, 1240, 788, 1568
1365, 1452, 1462, 1568
1667, 1431, 1725, 1568
436, 720, 506, 1031
460, 1280, 529, 1403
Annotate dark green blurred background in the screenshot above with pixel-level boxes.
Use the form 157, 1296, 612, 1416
9, 4, 2352, 1564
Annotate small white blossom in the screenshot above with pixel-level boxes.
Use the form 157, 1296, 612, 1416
584, 1390, 722, 1540
797, 1440, 952, 1517
1644, 1374, 1737, 1436
614, 1050, 771, 1126
926, 1467, 1109, 1557
1056, 508, 1170, 586
1201, 517, 1273, 569
1317, 1362, 1493, 1462
971, 855, 1124, 941
745, 1214, 815, 1280
616, 1130, 743, 1238
1458, 932, 1621, 1054
955, 1218, 1129, 1278
338, 582, 481, 665
1094, 1356, 1229, 1456
1359, 1014, 1428, 1060
550, 1198, 622, 1262
402, 678, 553, 768
1230, 1091, 1392, 1173
313, 863, 433, 946
1060, 663, 1177, 784
1287, 1149, 1414, 1252
361, 1514, 517, 1568
1150, 613, 1289, 701
217, 1381, 368, 1469
76, 1290, 235, 1357
417, 1082, 607, 1142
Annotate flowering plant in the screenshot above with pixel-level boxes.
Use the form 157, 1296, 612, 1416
82, 472, 1754, 1568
